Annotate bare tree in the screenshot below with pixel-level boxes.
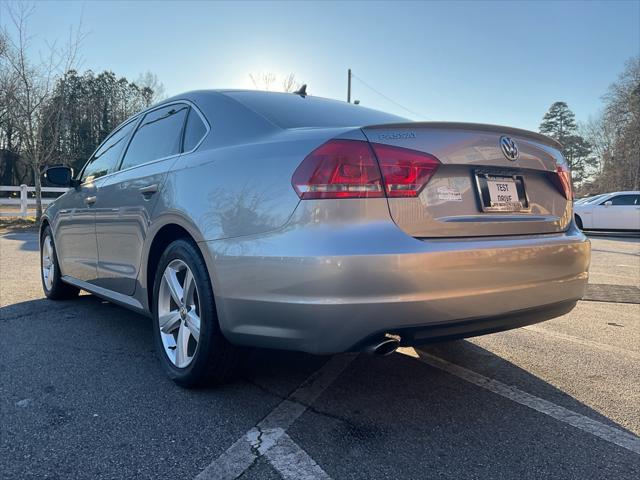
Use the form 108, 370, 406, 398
136, 71, 167, 105
249, 71, 276, 91
579, 115, 613, 177
580, 56, 640, 193
0, 30, 17, 130
249, 71, 300, 92
1, 3, 83, 221
281, 72, 300, 93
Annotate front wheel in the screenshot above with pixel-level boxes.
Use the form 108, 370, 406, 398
574, 214, 584, 230
152, 239, 242, 387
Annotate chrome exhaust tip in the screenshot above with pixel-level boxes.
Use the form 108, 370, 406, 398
365, 337, 400, 356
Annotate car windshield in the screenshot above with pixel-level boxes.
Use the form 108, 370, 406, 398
584, 194, 607, 204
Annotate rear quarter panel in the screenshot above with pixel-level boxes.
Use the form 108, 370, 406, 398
140, 126, 368, 319
157, 127, 365, 241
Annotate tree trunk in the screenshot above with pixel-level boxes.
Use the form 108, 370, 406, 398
33, 163, 43, 222
0, 150, 16, 186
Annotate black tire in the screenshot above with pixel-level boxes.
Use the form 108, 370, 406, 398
152, 239, 243, 387
574, 214, 583, 230
40, 225, 80, 300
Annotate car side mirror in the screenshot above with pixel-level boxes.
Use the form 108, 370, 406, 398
44, 166, 78, 188
603, 200, 613, 207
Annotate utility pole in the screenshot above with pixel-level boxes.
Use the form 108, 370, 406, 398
347, 68, 352, 103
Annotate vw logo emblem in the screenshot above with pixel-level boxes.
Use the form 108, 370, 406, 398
500, 136, 519, 161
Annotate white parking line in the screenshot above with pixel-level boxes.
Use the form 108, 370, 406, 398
401, 347, 640, 455
194, 433, 255, 480
195, 354, 356, 479
523, 325, 640, 360
265, 432, 332, 480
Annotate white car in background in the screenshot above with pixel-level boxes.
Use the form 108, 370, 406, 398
574, 194, 606, 205
574, 191, 640, 231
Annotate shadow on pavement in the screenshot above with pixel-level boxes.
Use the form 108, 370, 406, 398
1, 294, 635, 436
1, 294, 638, 479
0, 231, 39, 251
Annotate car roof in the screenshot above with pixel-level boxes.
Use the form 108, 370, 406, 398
149, 89, 407, 137
155, 89, 358, 111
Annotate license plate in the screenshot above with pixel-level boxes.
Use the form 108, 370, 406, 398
475, 173, 528, 212
487, 178, 519, 206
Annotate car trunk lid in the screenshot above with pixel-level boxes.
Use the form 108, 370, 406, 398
362, 122, 572, 238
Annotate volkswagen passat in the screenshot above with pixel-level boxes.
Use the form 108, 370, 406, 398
41, 90, 591, 386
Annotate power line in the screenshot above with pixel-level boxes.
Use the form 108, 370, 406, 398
350, 73, 431, 120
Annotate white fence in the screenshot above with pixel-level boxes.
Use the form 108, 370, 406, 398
0, 185, 69, 217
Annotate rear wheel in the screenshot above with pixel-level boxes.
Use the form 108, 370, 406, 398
40, 226, 80, 300
152, 239, 242, 387
574, 214, 583, 230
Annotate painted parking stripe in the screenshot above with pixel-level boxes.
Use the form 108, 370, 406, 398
195, 354, 356, 479
194, 433, 255, 480
265, 432, 332, 480
401, 347, 640, 455
524, 325, 640, 360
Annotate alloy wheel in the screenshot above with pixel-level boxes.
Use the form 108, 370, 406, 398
42, 235, 55, 291
157, 259, 201, 368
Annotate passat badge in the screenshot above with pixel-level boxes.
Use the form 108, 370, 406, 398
378, 132, 416, 141
499, 136, 519, 161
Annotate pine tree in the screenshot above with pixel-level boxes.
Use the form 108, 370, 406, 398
539, 102, 594, 184
539, 101, 577, 146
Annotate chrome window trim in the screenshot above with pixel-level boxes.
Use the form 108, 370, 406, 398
115, 100, 210, 175
78, 100, 211, 185
117, 102, 190, 172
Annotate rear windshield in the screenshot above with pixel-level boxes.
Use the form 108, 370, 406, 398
225, 91, 406, 128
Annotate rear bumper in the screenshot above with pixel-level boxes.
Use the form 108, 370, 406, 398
203, 199, 590, 354
354, 300, 578, 350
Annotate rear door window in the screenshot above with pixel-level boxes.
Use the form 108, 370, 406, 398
121, 104, 188, 170
183, 108, 208, 151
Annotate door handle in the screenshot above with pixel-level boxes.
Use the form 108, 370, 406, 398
85, 196, 96, 206
139, 184, 159, 198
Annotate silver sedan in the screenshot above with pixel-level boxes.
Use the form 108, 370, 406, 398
41, 89, 590, 386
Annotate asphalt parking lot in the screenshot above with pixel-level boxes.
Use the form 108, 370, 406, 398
1, 230, 639, 479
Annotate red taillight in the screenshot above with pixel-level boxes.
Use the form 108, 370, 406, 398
370, 143, 440, 198
292, 139, 440, 200
291, 140, 384, 199
551, 164, 573, 199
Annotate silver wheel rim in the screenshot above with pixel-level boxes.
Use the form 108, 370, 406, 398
158, 259, 201, 368
42, 235, 55, 291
